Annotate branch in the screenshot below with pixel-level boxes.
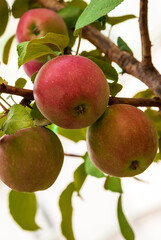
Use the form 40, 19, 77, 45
0, 84, 34, 100
64, 153, 83, 158
37, 0, 64, 11
139, 0, 152, 65
1, 84, 161, 108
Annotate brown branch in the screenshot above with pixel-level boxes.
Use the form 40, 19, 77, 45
36, 0, 64, 11
109, 96, 161, 107
139, 0, 152, 65
1, 84, 161, 108
0, 84, 34, 100
64, 153, 83, 158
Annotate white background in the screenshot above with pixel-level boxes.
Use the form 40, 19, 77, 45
1, 0, 161, 240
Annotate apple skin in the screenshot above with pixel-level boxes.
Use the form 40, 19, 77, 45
33, 55, 110, 129
23, 59, 44, 77
16, 8, 68, 77
87, 104, 158, 177
16, 8, 68, 42
0, 127, 64, 192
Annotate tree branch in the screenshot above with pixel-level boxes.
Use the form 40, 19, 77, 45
0, 84, 34, 100
139, 0, 152, 66
1, 84, 161, 108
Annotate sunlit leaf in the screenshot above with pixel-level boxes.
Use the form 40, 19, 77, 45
0, 76, 8, 85
75, 0, 124, 34
59, 182, 75, 240
15, 78, 27, 88
3, 35, 15, 64
74, 163, 87, 193
84, 153, 105, 178
9, 190, 39, 231
56, 127, 87, 142
109, 82, 123, 96
117, 195, 135, 240
2, 104, 34, 134
133, 89, 155, 98
104, 176, 123, 193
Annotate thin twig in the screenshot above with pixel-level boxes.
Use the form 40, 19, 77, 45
0, 102, 8, 112
139, 0, 152, 66
0, 96, 11, 107
64, 153, 83, 158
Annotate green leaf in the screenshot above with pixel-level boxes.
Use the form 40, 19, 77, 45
0, 0, 9, 36
104, 176, 123, 193
12, 0, 29, 18
31, 71, 38, 84
59, 6, 83, 28
3, 35, 15, 64
9, 190, 39, 231
15, 78, 27, 88
75, 0, 124, 34
89, 56, 118, 81
59, 183, 75, 240
133, 89, 155, 98
74, 163, 87, 193
17, 33, 69, 67
144, 108, 161, 136
56, 127, 87, 142
117, 195, 135, 240
109, 82, 123, 96
106, 14, 136, 26
2, 104, 34, 134
0, 76, 8, 85
67, 0, 87, 10
117, 37, 133, 55
84, 153, 105, 178
30, 102, 50, 126
0, 114, 7, 137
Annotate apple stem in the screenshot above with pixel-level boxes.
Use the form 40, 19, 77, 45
76, 29, 82, 55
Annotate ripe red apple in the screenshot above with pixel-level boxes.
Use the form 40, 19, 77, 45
0, 127, 64, 192
87, 104, 158, 177
33, 55, 110, 129
16, 8, 68, 77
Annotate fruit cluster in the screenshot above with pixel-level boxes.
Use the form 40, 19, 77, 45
0, 8, 158, 193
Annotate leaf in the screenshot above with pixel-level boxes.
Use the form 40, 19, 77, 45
0, 114, 7, 137
59, 182, 75, 240
0, 0, 9, 36
133, 89, 155, 98
89, 56, 118, 81
117, 37, 133, 55
117, 195, 135, 240
15, 78, 27, 88
56, 127, 87, 142
2, 104, 34, 134
84, 153, 105, 178
106, 14, 136, 26
109, 82, 123, 96
17, 33, 69, 67
104, 176, 123, 193
144, 108, 161, 136
74, 163, 87, 193
9, 190, 39, 231
0, 76, 8, 85
31, 71, 38, 84
12, 0, 29, 18
3, 35, 15, 64
67, 0, 87, 10
59, 6, 83, 28
75, 0, 124, 34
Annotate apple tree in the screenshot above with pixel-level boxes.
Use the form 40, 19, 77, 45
0, 0, 161, 239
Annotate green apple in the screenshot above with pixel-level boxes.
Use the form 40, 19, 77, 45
0, 127, 64, 192
33, 55, 110, 129
87, 104, 158, 177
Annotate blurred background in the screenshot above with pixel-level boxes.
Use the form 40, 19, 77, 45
1, 0, 161, 239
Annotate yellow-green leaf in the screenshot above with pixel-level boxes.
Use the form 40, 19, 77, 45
3, 35, 15, 64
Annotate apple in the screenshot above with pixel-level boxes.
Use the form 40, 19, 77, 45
33, 55, 110, 129
0, 127, 64, 192
86, 104, 158, 177
16, 8, 68, 77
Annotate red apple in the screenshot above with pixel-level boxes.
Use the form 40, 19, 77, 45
33, 55, 110, 129
0, 127, 64, 192
87, 104, 158, 177
16, 8, 68, 77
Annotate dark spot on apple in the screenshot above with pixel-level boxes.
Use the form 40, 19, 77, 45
129, 160, 139, 170
74, 104, 86, 114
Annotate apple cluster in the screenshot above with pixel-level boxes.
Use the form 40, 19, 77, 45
0, 8, 158, 193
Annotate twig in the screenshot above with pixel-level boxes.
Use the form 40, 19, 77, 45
0, 96, 11, 107
139, 0, 152, 66
64, 153, 83, 158
0, 102, 8, 112
109, 96, 161, 107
